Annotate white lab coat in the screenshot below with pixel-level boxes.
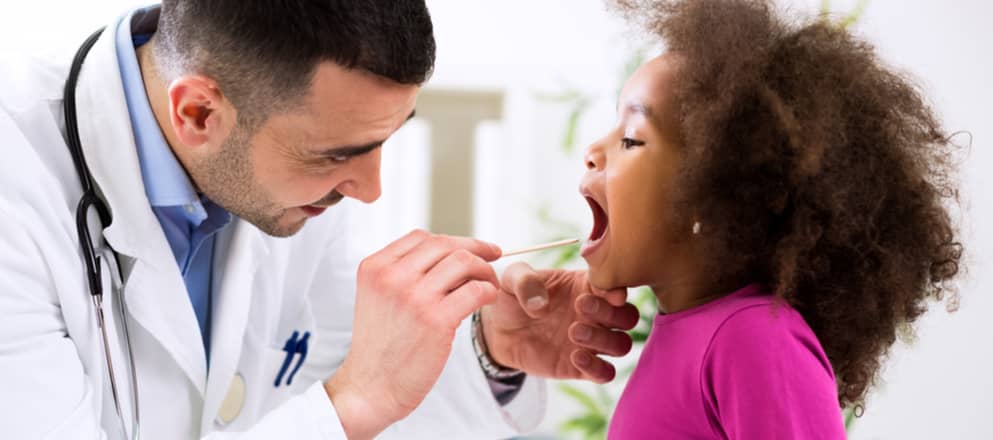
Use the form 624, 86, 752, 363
0, 18, 544, 440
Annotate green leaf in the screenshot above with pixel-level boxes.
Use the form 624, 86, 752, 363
562, 98, 592, 154
617, 48, 649, 99
819, 0, 832, 17
818, 0, 870, 28
629, 328, 651, 343
585, 428, 607, 440
838, 0, 869, 29
558, 383, 605, 415
533, 89, 584, 103
843, 406, 861, 431
595, 385, 616, 409
559, 414, 607, 438
632, 287, 656, 310
551, 243, 582, 268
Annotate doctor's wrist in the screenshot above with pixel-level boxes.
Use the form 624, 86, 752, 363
324, 370, 396, 440
476, 307, 523, 373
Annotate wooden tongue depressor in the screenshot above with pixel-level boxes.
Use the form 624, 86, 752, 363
500, 238, 582, 258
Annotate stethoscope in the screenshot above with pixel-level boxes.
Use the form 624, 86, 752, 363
64, 27, 141, 439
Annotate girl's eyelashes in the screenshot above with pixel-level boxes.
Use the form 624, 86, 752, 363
621, 137, 646, 149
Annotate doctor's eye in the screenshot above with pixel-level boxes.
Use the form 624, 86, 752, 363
620, 137, 645, 150
328, 155, 351, 164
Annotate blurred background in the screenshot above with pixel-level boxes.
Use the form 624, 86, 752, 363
3, 1, 990, 438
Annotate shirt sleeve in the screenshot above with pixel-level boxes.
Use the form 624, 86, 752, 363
700, 304, 847, 440
488, 374, 527, 405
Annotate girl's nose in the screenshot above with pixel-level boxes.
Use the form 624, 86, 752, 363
585, 142, 605, 171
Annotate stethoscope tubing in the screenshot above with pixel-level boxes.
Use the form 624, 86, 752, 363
64, 26, 141, 439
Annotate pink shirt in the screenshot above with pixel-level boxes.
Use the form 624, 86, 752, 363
608, 284, 847, 439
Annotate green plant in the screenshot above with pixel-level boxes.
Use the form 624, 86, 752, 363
534, 45, 649, 156
820, 0, 869, 29
557, 383, 614, 440
532, 89, 593, 155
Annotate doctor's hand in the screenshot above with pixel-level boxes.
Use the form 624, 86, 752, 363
323, 230, 502, 440
480, 263, 640, 383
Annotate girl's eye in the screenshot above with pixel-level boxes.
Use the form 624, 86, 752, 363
621, 137, 645, 149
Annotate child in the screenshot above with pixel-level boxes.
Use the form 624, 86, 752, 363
573, 0, 963, 438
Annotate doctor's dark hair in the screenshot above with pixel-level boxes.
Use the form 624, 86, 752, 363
154, 0, 435, 121
612, 0, 963, 409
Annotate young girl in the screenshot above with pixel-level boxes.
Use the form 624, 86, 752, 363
575, 0, 963, 438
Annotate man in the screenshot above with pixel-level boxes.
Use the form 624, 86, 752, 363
0, 1, 638, 439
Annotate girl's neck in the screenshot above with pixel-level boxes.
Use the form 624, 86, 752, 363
651, 270, 747, 314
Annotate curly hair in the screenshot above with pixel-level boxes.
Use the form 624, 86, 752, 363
611, 0, 963, 408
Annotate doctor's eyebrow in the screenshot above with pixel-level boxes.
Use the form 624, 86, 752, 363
315, 110, 417, 159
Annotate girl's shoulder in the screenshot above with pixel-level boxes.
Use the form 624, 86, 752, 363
695, 287, 843, 438
701, 286, 835, 381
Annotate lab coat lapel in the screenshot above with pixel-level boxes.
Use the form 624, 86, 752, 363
202, 219, 269, 433
73, 25, 208, 394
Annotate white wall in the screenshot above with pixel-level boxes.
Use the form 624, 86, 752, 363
3, 1, 990, 438
816, 1, 993, 439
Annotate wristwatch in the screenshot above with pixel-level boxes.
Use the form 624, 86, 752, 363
471, 310, 526, 380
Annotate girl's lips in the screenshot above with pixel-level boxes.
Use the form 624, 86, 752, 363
581, 226, 607, 258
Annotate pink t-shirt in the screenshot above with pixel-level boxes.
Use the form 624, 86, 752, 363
608, 284, 847, 439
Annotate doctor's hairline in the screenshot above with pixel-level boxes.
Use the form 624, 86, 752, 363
151, 0, 436, 124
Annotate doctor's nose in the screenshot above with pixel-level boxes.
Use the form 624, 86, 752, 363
336, 148, 383, 203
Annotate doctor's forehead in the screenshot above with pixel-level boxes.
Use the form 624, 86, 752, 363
304, 63, 420, 116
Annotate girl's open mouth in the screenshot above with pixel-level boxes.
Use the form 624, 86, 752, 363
582, 196, 609, 258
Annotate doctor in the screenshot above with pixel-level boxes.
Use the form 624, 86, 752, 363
0, 1, 639, 439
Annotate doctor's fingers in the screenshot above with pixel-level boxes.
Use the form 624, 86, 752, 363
399, 234, 503, 273
500, 262, 551, 319
362, 231, 500, 278
570, 349, 617, 384
589, 283, 629, 308
439, 280, 500, 325
413, 250, 500, 300
575, 294, 640, 331
370, 229, 432, 262
568, 322, 633, 358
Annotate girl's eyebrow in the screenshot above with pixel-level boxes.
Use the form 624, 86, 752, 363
615, 98, 654, 117
625, 102, 654, 117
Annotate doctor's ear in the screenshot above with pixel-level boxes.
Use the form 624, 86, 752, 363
167, 75, 235, 149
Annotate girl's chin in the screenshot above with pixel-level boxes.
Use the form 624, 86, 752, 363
586, 266, 630, 292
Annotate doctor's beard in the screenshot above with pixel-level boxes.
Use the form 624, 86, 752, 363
188, 121, 305, 238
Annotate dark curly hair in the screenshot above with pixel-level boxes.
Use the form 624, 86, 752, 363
611, 0, 964, 408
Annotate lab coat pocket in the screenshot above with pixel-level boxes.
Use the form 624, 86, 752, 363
229, 343, 314, 430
